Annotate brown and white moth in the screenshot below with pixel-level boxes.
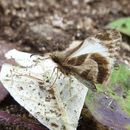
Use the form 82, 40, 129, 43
49, 30, 122, 92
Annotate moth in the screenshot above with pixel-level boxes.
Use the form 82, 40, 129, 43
48, 30, 122, 92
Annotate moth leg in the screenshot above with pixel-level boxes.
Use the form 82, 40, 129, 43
50, 67, 59, 88
49, 66, 58, 81
50, 68, 64, 89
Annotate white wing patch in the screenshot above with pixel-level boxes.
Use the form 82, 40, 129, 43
70, 38, 109, 58
0, 50, 88, 130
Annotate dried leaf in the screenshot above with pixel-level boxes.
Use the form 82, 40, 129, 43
0, 49, 88, 130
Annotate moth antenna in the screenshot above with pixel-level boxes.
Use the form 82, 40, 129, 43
13, 71, 43, 82
30, 53, 37, 58
23, 74, 43, 82
30, 53, 50, 66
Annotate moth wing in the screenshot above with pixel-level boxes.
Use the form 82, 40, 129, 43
67, 52, 110, 85
66, 30, 122, 67
68, 37, 109, 59
95, 29, 122, 58
66, 55, 98, 91
74, 74, 97, 92
68, 58, 98, 80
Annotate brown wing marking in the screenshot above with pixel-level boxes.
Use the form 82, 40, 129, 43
66, 54, 98, 83
80, 59, 98, 82
66, 54, 88, 66
65, 52, 110, 84
90, 53, 109, 83
95, 29, 122, 59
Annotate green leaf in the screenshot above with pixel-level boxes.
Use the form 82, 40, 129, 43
85, 63, 130, 130
107, 17, 130, 36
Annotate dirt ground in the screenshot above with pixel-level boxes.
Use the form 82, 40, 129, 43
0, 0, 130, 130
